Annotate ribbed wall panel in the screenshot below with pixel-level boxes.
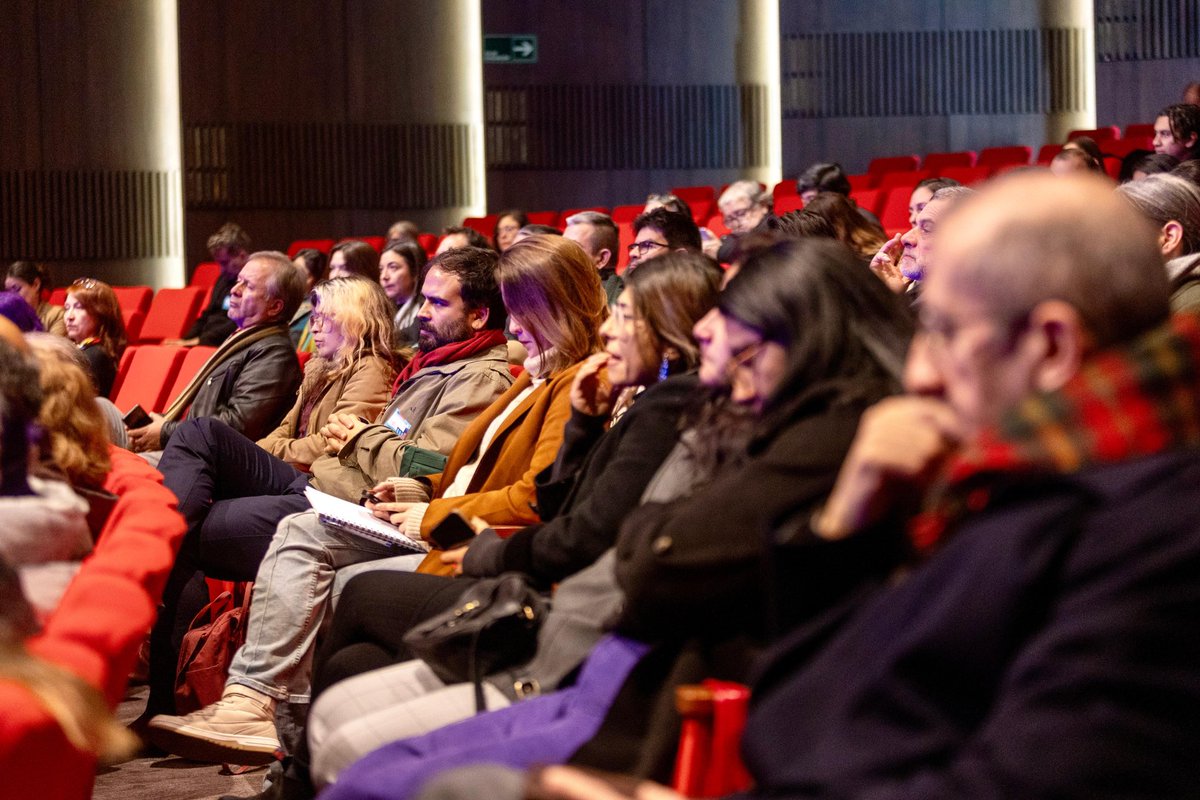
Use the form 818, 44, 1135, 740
183, 122, 475, 210
484, 84, 768, 170
1097, 0, 1200, 61
781, 28, 1089, 118
1, 170, 181, 260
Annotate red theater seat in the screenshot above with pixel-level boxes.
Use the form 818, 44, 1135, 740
846, 173, 873, 192
109, 345, 138, 400
112, 286, 152, 316
462, 215, 499, 242
122, 309, 144, 343
774, 195, 804, 215
138, 287, 205, 343
923, 151, 977, 173
849, 188, 884, 217
866, 155, 920, 184
557, 207, 610, 228
162, 346, 218, 412
526, 211, 560, 227
286, 239, 335, 259
978, 146, 1032, 170
670, 185, 717, 206
1068, 126, 1120, 142
612, 204, 644, 224
112, 345, 187, 414
939, 165, 992, 185
877, 188, 914, 238
1036, 144, 1064, 165
48, 287, 67, 306
877, 170, 932, 193
772, 179, 799, 200
417, 233, 439, 257
189, 261, 221, 291
339, 235, 385, 253
1125, 123, 1155, 140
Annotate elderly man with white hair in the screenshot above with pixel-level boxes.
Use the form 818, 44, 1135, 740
713, 179, 777, 262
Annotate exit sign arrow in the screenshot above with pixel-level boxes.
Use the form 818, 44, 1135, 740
484, 34, 538, 64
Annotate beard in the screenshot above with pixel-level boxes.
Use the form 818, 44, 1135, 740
417, 315, 475, 353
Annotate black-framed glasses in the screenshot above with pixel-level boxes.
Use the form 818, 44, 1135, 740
627, 239, 670, 257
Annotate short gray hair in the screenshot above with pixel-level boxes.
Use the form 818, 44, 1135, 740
564, 211, 619, 265
1117, 174, 1200, 256
248, 250, 306, 323
719, 179, 772, 210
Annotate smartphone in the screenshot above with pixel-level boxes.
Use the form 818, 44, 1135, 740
428, 510, 477, 550
122, 403, 153, 429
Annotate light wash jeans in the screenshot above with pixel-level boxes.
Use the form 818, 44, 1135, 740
227, 509, 425, 703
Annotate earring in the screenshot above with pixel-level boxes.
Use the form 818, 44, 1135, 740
658, 355, 670, 382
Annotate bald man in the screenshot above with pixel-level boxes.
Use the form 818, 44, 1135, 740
430, 174, 1200, 800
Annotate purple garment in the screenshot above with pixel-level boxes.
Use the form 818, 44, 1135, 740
323, 634, 650, 800
0, 293, 43, 332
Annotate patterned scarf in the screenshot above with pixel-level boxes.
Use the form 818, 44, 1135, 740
391, 330, 507, 393
909, 311, 1200, 553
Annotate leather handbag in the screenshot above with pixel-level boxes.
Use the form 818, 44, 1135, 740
174, 587, 253, 713
403, 572, 547, 712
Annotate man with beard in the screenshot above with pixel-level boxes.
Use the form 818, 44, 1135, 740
137, 247, 512, 735
870, 186, 975, 298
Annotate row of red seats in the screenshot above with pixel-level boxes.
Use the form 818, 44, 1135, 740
47, 282, 212, 345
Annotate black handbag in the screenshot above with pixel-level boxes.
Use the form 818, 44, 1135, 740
402, 572, 548, 712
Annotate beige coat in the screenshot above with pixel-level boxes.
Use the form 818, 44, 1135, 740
38, 302, 66, 337
256, 355, 393, 469
308, 344, 514, 500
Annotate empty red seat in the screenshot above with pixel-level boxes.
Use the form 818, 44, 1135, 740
112, 345, 187, 414
978, 146, 1032, 169
417, 233, 439, 256
1036, 144, 1064, 165
923, 151, 977, 173
1069, 126, 1120, 142
774, 195, 804, 215
1103, 155, 1122, 180
1125, 123, 1156, 140
189, 261, 221, 290
286, 239, 335, 259
162, 346, 218, 412
462, 215, 499, 241
612, 204, 644, 224
866, 156, 920, 184
772, 180, 799, 200
526, 211, 560, 228
670, 185, 717, 206
339, 235, 386, 253
109, 345, 138, 400
138, 287, 206, 344
849, 188, 884, 217
877, 188, 914, 238
939, 165, 992, 185
122, 309, 145, 343
846, 174, 873, 192
112, 286, 152, 316
877, 170, 933, 193
1105, 137, 1153, 158
48, 287, 68, 306
689, 199, 715, 227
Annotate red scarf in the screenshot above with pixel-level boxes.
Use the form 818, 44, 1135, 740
392, 330, 507, 393
908, 311, 1200, 555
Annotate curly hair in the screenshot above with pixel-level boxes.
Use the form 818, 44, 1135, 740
26, 333, 110, 490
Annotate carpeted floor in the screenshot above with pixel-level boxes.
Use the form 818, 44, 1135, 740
94, 685, 269, 800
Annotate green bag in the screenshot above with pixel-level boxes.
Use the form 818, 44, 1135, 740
399, 445, 449, 477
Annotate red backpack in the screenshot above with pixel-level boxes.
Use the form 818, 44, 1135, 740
174, 587, 252, 713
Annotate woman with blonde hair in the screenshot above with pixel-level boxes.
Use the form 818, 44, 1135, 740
137, 276, 397, 727
62, 278, 127, 397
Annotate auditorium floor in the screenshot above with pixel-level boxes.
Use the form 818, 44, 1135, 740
94, 685, 265, 800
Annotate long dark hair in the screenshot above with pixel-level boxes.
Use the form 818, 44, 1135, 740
720, 238, 912, 427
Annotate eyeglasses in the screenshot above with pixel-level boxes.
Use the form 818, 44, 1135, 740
627, 239, 670, 257
722, 204, 761, 226
309, 311, 332, 331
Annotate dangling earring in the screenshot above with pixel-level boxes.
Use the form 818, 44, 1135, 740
658, 354, 670, 382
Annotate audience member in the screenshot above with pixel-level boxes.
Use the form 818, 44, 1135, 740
126, 251, 303, 455
1154, 103, 1200, 161
1184, 80, 1200, 107
908, 177, 960, 227
147, 234, 606, 765
628, 209, 701, 272
494, 211, 530, 252
563, 211, 623, 304
1050, 147, 1097, 176
774, 209, 837, 241
802, 191, 887, 260
514, 224, 562, 241
166, 222, 251, 347
1117, 173, 1200, 309
643, 193, 693, 219
715, 181, 776, 262
797, 161, 882, 227
63, 279, 127, 398
379, 239, 428, 347
6, 261, 65, 336
290, 248, 329, 352
1173, 157, 1200, 187
1130, 152, 1180, 180
387, 220, 420, 244
435, 226, 492, 256
870, 185, 975, 294
1062, 136, 1105, 171
326, 237, 912, 800
328, 240, 381, 283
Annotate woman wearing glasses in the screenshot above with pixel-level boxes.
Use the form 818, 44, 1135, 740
63, 279, 127, 397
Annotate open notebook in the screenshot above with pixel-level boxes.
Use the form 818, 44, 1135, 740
305, 487, 430, 553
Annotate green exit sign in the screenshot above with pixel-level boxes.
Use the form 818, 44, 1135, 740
484, 34, 538, 64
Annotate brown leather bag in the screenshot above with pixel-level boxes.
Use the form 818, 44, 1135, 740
174, 587, 252, 713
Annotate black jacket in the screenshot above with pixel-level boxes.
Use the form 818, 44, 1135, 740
159, 326, 301, 448
733, 448, 1200, 800
462, 374, 697, 587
